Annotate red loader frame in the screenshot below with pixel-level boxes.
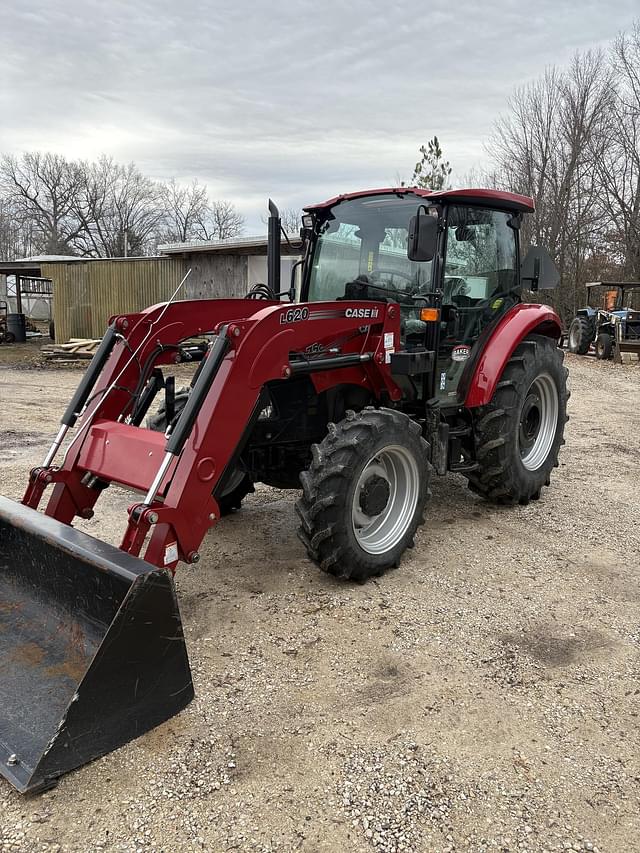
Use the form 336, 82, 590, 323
23, 298, 403, 571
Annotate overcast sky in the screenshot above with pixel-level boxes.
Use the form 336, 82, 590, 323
0, 0, 637, 231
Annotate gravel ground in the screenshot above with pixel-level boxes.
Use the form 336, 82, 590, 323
0, 350, 639, 852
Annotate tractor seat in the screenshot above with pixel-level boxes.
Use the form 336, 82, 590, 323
338, 276, 393, 303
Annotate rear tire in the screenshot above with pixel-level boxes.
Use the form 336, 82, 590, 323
465, 335, 569, 505
595, 332, 613, 360
296, 407, 431, 582
568, 316, 593, 354
147, 387, 254, 515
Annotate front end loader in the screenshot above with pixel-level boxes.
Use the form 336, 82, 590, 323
0, 188, 567, 793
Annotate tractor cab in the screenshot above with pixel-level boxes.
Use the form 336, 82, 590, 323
300, 188, 548, 405
585, 281, 640, 314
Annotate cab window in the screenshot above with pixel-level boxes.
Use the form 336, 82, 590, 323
444, 207, 517, 307
435, 206, 519, 403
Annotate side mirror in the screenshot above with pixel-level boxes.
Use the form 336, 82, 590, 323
408, 210, 438, 262
521, 246, 559, 291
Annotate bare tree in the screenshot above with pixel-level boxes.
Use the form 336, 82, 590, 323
0, 152, 84, 255
596, 21, 640, 279
110, 163, 164, 256
198, 200, 244, 240
488, 51, 614, 321
73, 156, 120, 257
159, 179, 210, 243
0, 153, 246, 256
0, 196, 36, 260
73, 158, 163, 257
280, 207, 301, 234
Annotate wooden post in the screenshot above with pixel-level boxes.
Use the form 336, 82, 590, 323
15, 274, 22, 315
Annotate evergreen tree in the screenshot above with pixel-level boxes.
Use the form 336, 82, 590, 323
409, 136, 452, 190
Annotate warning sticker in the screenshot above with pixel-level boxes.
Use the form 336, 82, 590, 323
384, 332, 394, 349
164, 542, 179, 565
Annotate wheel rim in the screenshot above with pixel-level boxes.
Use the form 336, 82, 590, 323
569, 322, 579, 349
351, 445, 420, 555
518, 373, 559, 471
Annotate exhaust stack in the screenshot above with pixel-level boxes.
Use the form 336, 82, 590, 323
267, 199, 281, 296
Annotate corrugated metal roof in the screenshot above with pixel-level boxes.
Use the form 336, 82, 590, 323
15, 255, 84, 263
0, 255, 174, 275
159, 234, 299, 255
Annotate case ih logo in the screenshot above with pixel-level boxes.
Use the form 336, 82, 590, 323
344, 307, 380, 320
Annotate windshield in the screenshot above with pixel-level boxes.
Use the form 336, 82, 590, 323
307, 194, 433, 302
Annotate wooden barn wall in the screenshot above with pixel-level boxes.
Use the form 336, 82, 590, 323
184, 255, 248, 299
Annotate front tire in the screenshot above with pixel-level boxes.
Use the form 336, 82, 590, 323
466, 335, 569, 505
595, 332, 613, 360
296, 407, 431, 582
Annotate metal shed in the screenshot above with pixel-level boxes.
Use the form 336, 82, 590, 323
157, 234, 301, 300
41, 257, 187, 342
0, 236, 300, 342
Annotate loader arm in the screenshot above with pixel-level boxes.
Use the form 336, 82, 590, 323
24, 298, 402, 571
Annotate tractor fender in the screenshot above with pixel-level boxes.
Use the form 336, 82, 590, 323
461, 303, 562, 408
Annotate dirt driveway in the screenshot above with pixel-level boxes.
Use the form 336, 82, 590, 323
0, 352, 638, 853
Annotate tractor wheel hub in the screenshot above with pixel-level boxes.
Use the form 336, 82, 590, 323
359, 474, 390, 517
519, 392, 541, 450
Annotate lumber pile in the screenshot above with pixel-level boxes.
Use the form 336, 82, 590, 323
41, 338, 100, 362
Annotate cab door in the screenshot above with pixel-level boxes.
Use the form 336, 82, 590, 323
436, 205, 519, 403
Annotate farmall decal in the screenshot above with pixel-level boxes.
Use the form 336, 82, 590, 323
344, 307, 380, 320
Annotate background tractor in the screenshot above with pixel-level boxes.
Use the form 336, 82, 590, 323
0, 187, 567, 793
568, 281, 640, 360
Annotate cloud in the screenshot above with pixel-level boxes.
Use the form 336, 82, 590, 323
1, 0, 637, 230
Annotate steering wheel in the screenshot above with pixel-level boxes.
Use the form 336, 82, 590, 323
455, 285, 521, 342
370, 268, 415, 286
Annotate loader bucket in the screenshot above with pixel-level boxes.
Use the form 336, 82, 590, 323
0, 496, 194, 794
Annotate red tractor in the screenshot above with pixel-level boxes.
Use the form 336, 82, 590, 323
0, 187, 567, 792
